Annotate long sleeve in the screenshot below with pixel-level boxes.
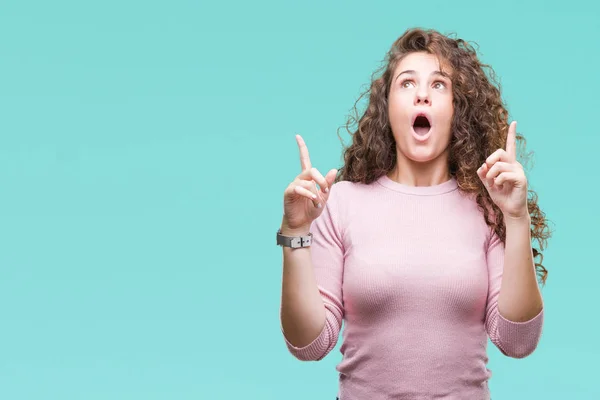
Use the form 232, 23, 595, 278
283, 184, 345, 361
484, 231, 544, 358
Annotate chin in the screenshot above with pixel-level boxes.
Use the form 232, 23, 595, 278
406, 147, 444, 163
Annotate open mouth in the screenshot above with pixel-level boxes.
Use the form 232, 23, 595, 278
413, 115, 431, 136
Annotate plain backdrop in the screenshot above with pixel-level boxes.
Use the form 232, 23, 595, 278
0, 0, 597, 398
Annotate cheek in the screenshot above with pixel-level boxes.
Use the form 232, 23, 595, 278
443, 94, 454, 115
388, 93, 411, 125
435, 97, 454, 124
446, 101, 454, 119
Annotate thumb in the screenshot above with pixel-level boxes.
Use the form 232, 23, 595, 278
325, 169, 338, 187
477, 163, 491, 189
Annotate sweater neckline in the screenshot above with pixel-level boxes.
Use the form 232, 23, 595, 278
376, 173, 459, 196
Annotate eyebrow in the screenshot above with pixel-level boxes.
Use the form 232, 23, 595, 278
394, 69, 451, 82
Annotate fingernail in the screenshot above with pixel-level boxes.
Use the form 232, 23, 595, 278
317, 203, 322, 208
324, 187, 329, 193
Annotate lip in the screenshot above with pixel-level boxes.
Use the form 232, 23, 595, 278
411, 126, 432, 142
411, 110, 433, 127
411, 110, 433, 142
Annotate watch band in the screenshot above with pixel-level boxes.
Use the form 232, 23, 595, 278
276, 229, 313, 248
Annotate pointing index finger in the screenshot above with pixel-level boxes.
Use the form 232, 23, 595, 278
296, 134, 312, 171
506, 121, 517, 161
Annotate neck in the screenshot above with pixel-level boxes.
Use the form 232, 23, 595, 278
388, 152, 451, 187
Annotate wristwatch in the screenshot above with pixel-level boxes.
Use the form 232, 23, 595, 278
276, 229, 313, 248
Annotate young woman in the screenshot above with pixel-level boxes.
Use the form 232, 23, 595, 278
277, 28, 550, 399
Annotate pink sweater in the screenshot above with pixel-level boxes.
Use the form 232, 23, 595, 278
282, 174, 544, 400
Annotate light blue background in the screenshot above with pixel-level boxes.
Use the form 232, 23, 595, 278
0, 0, 597, 398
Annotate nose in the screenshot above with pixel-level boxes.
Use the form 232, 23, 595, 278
414, 90, 430, 106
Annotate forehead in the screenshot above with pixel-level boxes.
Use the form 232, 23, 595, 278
395, 52, 453, 75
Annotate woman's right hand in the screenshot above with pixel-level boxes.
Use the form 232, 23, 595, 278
281, 135, 338, 234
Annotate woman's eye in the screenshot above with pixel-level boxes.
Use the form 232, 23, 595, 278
433, 81, 446, 89
401, 81, 414, 88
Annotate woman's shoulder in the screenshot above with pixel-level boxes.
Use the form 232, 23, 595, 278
328, 178, 375, 201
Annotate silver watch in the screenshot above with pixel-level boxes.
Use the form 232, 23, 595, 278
276, 229, 313, 248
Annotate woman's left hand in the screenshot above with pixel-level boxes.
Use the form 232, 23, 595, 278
477, 121, 529, 219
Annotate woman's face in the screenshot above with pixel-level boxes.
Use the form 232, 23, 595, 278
387, 52, 454, 164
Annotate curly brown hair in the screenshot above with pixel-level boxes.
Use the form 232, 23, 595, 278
335, 28, 551, 284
